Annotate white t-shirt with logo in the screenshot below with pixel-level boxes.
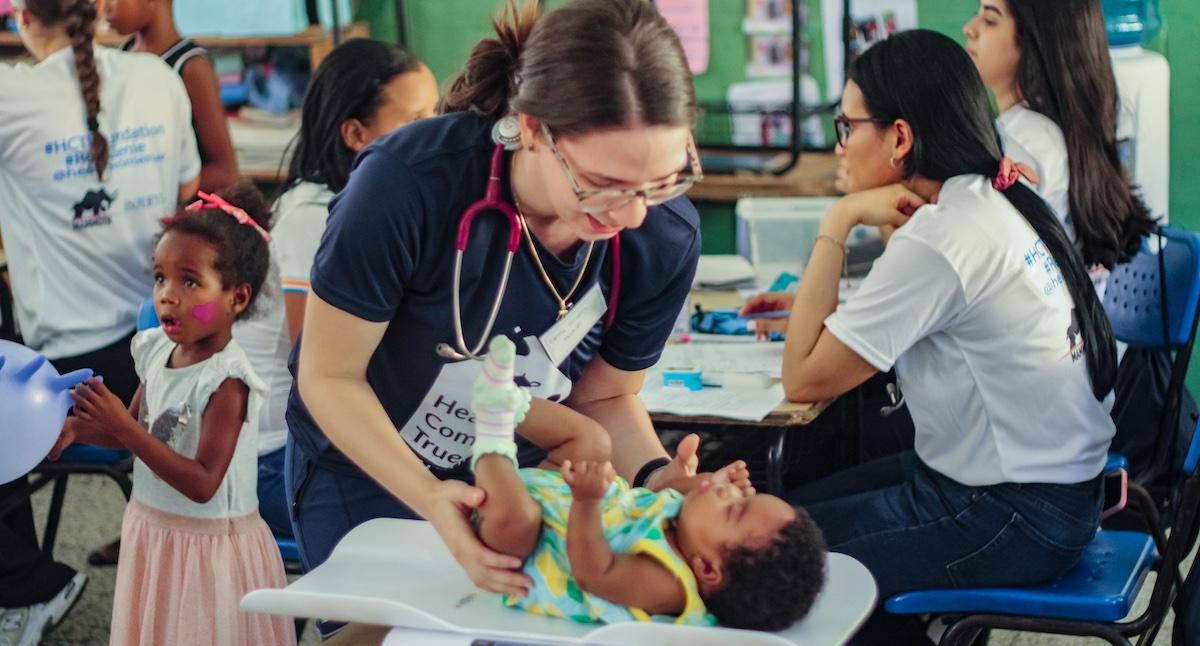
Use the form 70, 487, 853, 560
0, 46, 200, 358
825, 175, 1115, 486
231, 259, 291, 455
272, 181, 333, 295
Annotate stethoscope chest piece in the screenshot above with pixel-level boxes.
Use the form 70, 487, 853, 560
492, 115, 522, 151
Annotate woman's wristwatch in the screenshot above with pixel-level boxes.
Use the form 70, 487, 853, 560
633, 457, 672, 489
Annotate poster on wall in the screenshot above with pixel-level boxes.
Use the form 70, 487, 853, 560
656, 0, 709, 74
821, 0, 918, 101
742, 0, 810, 78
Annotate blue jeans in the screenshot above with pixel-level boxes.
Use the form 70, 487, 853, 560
284, 438, 421, 574
788, 451, 1102, 599
257, 447, 291, 538
285, 438, 422, 636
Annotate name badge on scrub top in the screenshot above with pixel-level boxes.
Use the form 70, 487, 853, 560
539, 282, 608, 367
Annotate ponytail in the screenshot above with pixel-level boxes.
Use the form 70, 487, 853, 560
441, 0, 538, 118
851, 30, 1116, 400
24, 0, 107, 181
1003, 182, 1117, 399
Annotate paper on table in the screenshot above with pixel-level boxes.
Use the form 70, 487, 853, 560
694, 255, 757, 289
657, 342, 785, 379
639, 380, 785, 421
656, 0, 709, 74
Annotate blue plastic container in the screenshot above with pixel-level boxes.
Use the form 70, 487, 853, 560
1103, 0, 1161, 47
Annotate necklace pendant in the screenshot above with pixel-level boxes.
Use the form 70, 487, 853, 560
557, 307, 569, 319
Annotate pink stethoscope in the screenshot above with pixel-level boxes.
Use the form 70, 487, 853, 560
435, 126, 621, 362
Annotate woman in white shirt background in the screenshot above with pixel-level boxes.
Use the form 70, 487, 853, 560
0, 0, 199, 640
745, 29, 1118, 643
963, 0, 1155, 270
253, 40, 436, 538
272, 38, 438, 343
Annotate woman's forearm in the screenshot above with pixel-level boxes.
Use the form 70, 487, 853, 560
570, 393, 666, 483
782, 211, 854, 390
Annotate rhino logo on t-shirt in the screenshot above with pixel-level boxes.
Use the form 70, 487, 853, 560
1066, 309, 1084, 362
71, 188, 117, 229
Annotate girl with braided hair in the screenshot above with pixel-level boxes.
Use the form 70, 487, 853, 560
0, 1, 199, 642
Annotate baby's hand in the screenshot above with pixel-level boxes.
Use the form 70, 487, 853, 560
563, 460, 615, 503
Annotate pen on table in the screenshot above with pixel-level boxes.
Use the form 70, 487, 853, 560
742, 310, 791, 320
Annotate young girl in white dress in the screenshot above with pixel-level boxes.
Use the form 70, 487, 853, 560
57, 183, 294, 646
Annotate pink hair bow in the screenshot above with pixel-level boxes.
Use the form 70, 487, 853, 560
992, 157, 1041, 192
184, 191, 271, 242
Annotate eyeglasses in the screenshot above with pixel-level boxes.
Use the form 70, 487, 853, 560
540, 123, 704, 214
834, 113, 890, 148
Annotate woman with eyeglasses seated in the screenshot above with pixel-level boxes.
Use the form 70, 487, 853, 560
283, 1, 742, 633
742, 29, 1116, 641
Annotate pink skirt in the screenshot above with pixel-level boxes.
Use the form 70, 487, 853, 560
109, 498, 296, 646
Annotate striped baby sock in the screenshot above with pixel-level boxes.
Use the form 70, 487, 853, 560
471, 336, 531, 471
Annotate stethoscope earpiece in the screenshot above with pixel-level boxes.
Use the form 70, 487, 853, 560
492, 115, 522, 151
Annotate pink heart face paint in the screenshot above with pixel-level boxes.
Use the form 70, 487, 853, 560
190, 301, 218, 325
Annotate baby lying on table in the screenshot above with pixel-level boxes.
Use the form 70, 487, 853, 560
468, 337, 827, 631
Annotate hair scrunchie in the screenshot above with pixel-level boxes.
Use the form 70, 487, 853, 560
993, 157, 1041, 191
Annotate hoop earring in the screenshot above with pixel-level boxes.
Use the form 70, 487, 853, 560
889, 155, 899, 169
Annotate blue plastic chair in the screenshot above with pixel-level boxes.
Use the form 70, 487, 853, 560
1103, 227, 1200, 488
276, 534, 302, 574
886, 416, 1200, 645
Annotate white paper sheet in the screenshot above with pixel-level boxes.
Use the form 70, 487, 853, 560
656, 342, 785, 378
694, 255, 757, 289
639, 381, 785, 421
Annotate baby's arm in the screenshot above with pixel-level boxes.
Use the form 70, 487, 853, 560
71, 377, 246, 503
519, 399, 612, 469
564, 461, 686, 616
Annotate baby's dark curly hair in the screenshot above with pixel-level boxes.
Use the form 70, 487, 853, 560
160, 181, 272, 320
703, 506, 827, 632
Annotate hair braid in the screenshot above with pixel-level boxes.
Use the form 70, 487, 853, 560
62, 0, 107, 180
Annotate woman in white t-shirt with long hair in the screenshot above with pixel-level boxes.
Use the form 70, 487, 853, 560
273, 38, 438, 342
0, 0, 198, 641
745, 30, 1118, 640
963, 0, 1155, 271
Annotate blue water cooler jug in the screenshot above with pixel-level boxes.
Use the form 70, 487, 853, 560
1103, 0, 1161, 47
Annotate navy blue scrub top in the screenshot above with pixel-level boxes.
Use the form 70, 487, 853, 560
286, 112, 700, 478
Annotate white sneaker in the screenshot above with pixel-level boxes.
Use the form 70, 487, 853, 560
0, 573, 87, 646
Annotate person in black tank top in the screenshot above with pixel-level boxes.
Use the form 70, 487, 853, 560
107, 0, 239, 192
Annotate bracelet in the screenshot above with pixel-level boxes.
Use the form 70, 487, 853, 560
814, 234, 850, 287
814, 234, 846, 255
632, 457, 672, 489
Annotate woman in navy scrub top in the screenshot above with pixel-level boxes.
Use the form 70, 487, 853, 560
286, 0, 714, 599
